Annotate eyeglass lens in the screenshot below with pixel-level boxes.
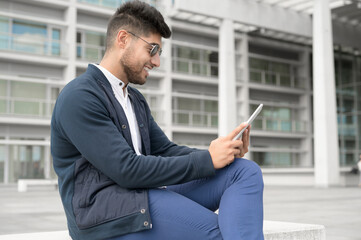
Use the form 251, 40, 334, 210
151, 45, 162, 57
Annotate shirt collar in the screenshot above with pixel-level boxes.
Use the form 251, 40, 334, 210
93, 64, 128, 92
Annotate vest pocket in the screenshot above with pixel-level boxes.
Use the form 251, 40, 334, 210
72, 158, 143, 229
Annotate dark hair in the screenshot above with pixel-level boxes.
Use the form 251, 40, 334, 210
106, 0, 171, 50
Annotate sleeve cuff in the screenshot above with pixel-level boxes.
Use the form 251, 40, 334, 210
190, 150, 216, 178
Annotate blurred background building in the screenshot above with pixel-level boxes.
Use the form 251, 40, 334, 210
0, 0, 360, 186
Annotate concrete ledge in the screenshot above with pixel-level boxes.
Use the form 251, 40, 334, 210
264, 220, 326, 240
0, 231, 71, 240
17, 179, 58, 192
0, 221, 325, 239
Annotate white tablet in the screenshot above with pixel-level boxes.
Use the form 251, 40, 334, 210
233, 104, 263, 140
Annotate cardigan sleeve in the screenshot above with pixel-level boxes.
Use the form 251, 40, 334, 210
55, 85, 215, 189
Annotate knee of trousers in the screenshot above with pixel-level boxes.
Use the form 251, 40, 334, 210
233, 158, 264, 190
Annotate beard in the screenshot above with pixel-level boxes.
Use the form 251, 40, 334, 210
120, 48, 147, 85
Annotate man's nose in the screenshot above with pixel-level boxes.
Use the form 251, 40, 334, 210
150, 53, 160, 68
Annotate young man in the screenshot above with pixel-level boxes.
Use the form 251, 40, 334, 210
51, 1, 264, 239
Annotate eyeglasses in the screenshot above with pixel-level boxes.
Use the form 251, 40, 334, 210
128, 31, 162, 57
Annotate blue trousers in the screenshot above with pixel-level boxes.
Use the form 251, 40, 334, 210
109, 158, 264, 240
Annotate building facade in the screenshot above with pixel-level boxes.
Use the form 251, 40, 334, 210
0, 0, 360, 185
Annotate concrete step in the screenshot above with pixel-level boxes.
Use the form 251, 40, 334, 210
0, 220, 325, 240
264, 220, 326, 240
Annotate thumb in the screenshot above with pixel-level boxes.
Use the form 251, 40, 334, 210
227, 122, 248, 140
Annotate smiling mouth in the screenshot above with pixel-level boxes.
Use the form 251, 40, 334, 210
143, 66, 152, 76
144, 66, 152, 71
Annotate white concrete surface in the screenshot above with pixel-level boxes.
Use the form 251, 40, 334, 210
0, 221, 325, 240
264, 220, 326, 240
17, 179, 58, 192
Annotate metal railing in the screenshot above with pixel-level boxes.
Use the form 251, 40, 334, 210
77, 0, 158, 8
0, 32, 67, 57
249, 69, 306, 89
236, 68, 243, 82
252, 117, 307, 133
338, 124, 357, 136
252, 151, 304, 168
0, 96, 55, 118
150, 109, 164, 125
76, 44, 105, 62
172, 109, 218, 128
172, 58, 218, 77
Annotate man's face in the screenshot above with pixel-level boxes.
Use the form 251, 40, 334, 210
120, 32, 162, 85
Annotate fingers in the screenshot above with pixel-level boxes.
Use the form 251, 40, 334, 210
227, 122, 249, 140
242, 125, 251, 145
210, 124, 251, 169
233, 148, 241, 156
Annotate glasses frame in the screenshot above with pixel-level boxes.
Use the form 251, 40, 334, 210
128, 31, 162, 57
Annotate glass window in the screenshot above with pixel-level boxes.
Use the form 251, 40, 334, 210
250, 71, 262, 83
342, 99, 354, 113
0, 80, 6, 96
249, 58, 296, 88
211, 115, 218, 127
77, 31, 105, 61
250, 58, 268, 71
173, 59, 189, 73
11, 82, 46, 99
173, 45, 218, 77
0, 80, 7, 114
280, 75, 291, 87
52, 29, 60, 40
0, 17, 9, 32
265, 73, 277, 85
85, 31, 105, 46
177, 98, 201, 111
207, 51, 218, 63
266, 119, 278, 131
12, 20, 47, 54
9, 145, 45, 182
210, 65, 218, 77
174, 112, 189, 125
343, 153, 355, 166
0, 17, 9, 50
253, 152, 293, 167
278, 108, 291, 119
252, 119, 263, 130
341, 60, 353, 85
52, 29, 61, 56
77, 32, 82, 58
0, 145, 4, 183
280, 120, 291, 132
344, 139, 355, 149
51, 87, 60, 101
76, 32, 82, 43
177, 47, 200, 60
173, 97, 218, 128
271, 62, 290, 74
204, 100, 218, 113
192, 63, 201, 75
12, 19, 47, 38
102, 0, 118, 8
149, 96, 158, 108
358, 115, 361, 149
11, 82, 46, 116
251, 105, 296, 132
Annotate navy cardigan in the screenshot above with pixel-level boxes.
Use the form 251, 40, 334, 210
51, 64, 215, 240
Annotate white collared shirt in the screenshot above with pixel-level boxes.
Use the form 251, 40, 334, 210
93, 64, 142, 155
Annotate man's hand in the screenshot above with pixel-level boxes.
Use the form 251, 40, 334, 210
208, 123, 251, 169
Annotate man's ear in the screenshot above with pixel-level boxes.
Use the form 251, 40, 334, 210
116, 30, 129, 49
